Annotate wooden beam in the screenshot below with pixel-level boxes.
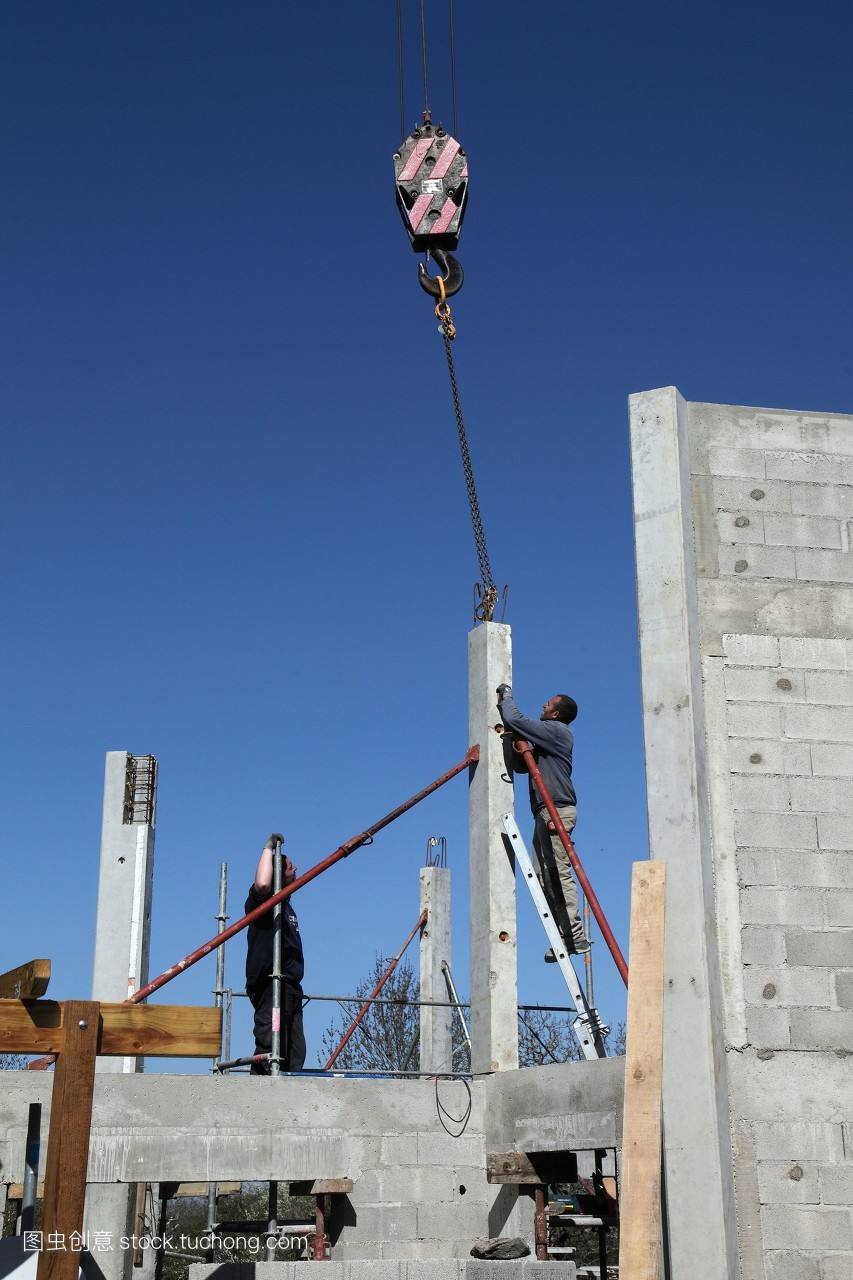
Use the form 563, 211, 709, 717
97, 1004, 222, 1058
617, 861, 667, 1280
0, 960, 51, 999
0, 1000, 222, 1058
486, 1151, 578, 1185
37, 1000, 99, 1280
0, 1000, 63, 1053
288, 1178, 354, 1196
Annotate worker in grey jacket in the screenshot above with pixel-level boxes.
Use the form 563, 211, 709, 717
497, 685, 590, 959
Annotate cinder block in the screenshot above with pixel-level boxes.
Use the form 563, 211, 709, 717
735, 814, 818, 853
765, 514, 843, 550
789, 1009, 853, 1051
521, 1266, 576, 1279
758, 1159, 820, 1205
754, 1121, 845, 1162
343, 1264, 403, 1280
741, 886, 824, 926
417, 1135, 483, 1166
714, 477, 791, 513
380, 1136, 419, 1167
743, 965, 832, 1008
725, 668, 805, 703
765, 452, 845, 485
728, 739, 807, 775
709, 446, 766, 478
819, 1163, 853, 1205
760, 1204, 852, 1250
780, 637, 850, 671
812, 744, 853, 778
737, 847, 778, 885
405, 1261, 465, 1280
807, 672, 853, 706
465, 1264, 523, 1280
717, 511, 765, 545
796, 549, 853, 585
818, 816, 853, 849
791, 481, 853, 519
731, 775, 790, 812
835, 973, 853, 1010
775, 851, 853, 888
786, 930, 853, 968
720, 544, 796, 580
766, 1252, 820, 1280
728, 702, 783, 738
826, 892, 853, 926
742, 926, 786, 965
746, 1005, 791, 1047
417, 1202, 485, 1239
791, 777, 853, 815
351, 1205, 417, 1243
723, 633, 781, 666
785, 705, 853, 743
820, 1253, 853, 1279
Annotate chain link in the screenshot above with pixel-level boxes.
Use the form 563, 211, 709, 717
437, 305, 498, 622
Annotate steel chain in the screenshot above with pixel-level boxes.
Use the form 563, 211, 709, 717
437, 306, 498, 622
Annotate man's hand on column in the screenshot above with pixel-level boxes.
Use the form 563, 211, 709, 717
496, 683, 512, 703
265, 832, 285, 850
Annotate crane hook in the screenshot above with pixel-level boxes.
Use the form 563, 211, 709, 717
418, 249, 464, 300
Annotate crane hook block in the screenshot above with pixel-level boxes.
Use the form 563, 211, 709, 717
393, 123, 469, 252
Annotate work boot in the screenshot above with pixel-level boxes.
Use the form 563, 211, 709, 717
544, 948, 558, 963
572, 938, 591, 955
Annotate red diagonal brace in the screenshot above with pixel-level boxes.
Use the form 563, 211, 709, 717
323, 909, 428, 1070
28, 746, 479, 1070
514, 739, 629, 986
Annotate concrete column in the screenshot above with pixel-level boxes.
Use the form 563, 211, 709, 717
86, 751, 157, 1280
468, 622, 518, 1074
419, 865, 452, 1074
629, 387, 738, 1279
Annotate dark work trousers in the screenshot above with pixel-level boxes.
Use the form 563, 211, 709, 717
247, 979, 306, 1073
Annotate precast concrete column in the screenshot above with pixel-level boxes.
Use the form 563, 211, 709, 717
419, 865, 452, 1074
468, 622, 518, 1074
87, 751, 157, 1280
629, 387, 738, 1278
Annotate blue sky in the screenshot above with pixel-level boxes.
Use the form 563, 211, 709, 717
3, 0, 851, 1068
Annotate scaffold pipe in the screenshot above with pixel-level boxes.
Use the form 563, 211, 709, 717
323, 910, 428, 1070
513, 738, 629, 986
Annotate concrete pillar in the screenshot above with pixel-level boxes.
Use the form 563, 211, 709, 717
86, 751, 157, 1280
468, 622, 518, 1074
419, 865, 453, 1074
629, 388, 739, 1278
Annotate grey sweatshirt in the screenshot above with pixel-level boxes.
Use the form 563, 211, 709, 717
499, 694, 576, 815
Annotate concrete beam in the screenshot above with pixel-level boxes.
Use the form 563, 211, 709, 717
419, 867, 453, 1075
467, 623, 518, 1075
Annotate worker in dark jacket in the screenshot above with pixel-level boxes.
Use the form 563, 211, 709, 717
245, 833, 306, 1073
497, 686, 590, 959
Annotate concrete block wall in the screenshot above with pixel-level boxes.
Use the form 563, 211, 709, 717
630, 389, 853, 1280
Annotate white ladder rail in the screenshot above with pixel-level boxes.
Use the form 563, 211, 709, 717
502, 811, 608, 1062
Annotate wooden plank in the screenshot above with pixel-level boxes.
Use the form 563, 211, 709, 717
486, 1151, 578, 1185
288, 1178, 354, 1196
0, 1000, 221, 1058
0, 1000, 63, 1053
37, 1000, 99, 1280
617, 861, 666, 1280
0, 960, 51, 999
97, 1004, 222, 1058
